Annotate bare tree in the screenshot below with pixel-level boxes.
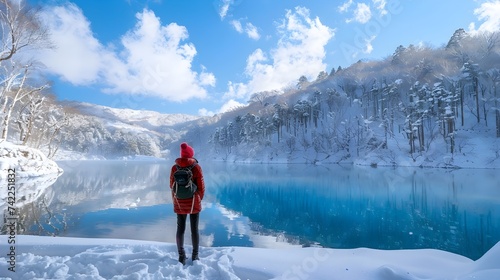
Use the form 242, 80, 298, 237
27, 95, 69, 158
0, 0, 51, 142
487, 69, 500, 137
1, 64, 47, 140
0, 0, 50, 61
16, 89, 44, 144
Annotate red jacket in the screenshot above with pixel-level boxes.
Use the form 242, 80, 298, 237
170, 158, 205, 214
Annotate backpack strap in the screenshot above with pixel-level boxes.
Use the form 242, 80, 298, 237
190, 195, 195, 214
175, 163, 197, 170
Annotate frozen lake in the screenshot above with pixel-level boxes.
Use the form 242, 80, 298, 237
22, 160, 500, 260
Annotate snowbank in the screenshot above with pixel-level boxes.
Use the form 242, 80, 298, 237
0, 235, 498, 279
0, 141, 62, 215
0, 141, 63, 178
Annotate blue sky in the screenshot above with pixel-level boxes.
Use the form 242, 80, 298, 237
31, 0, 500, 116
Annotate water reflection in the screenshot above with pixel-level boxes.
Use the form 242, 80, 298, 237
49, 160, 171, 211
11, 161, 500, 260
0, 173, 60, 235
210, 164, 500, 260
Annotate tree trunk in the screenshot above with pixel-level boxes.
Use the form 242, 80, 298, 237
1, 103, 13, 140
474, 76, 480, 123
496, 110, 500, 138
419, 123, 425, 152
460, 83, 464, 126
478, 84, 488, 127
448, 118, 455, 154
496, 86, 500, 138
408, 121, 414, 154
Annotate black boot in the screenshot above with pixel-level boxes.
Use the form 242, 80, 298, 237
191, 236, 200, 261
178, 249, 186, 265
192, 251, 199, 261
177, 237, 186, 265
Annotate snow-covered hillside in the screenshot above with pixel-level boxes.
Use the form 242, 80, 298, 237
67, 102, 200, 129
174, 29, 500, 168
51, 102, 206, 160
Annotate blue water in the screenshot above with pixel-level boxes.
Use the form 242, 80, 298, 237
28, 160, 500, 260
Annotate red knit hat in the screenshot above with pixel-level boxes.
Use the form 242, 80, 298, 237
180, 142, 194, 158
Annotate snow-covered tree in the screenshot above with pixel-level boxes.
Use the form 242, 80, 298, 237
249, 90, 278, 106
316, 71, 328, 81
433, 80, 458, 154
0, 0, 51, 142
446, 28, 467, 50
461, 62, 481, 124
297, 75, 309, 90
484, 68, 500, 137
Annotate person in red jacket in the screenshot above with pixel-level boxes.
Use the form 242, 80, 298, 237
170, 142, 205, 264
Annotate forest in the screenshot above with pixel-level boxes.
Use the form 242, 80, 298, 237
205, 28, 500, 165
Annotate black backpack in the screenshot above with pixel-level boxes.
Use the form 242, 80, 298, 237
172, 163, 198, 199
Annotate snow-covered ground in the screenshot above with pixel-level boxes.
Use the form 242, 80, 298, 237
0, 141, 63, 178
0, 235, 498, 279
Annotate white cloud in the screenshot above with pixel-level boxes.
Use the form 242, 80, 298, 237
350, 3, 372, 24
245, 22, 260, 40
372, 0, 387, 16
37, 4, 105, 85
199, 99, 246, 117
230, 20, 260, 40
471, 0, 500, 33
218, 0, 231, 20
341, 1, 382, 23
225, 80, 249, 100
224, 6, 334, 101
468, 22, 477, 32
363, 35, 376, 54
198, 108, 214, 117
230, 20, 243, 33
338, 0, 354, 13
218, 99, 246, 114
199, 66, 217, 86
38, 5, 215, 102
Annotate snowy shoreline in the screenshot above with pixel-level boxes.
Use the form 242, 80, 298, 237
0, 235, 499, 279
0, 141, 63, 178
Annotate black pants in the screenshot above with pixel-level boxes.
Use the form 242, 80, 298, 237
176, 213, 199, 255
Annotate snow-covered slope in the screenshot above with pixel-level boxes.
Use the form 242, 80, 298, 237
174, 30, 500, 168
67, 101, 200, 129
52, 102, 206, 160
